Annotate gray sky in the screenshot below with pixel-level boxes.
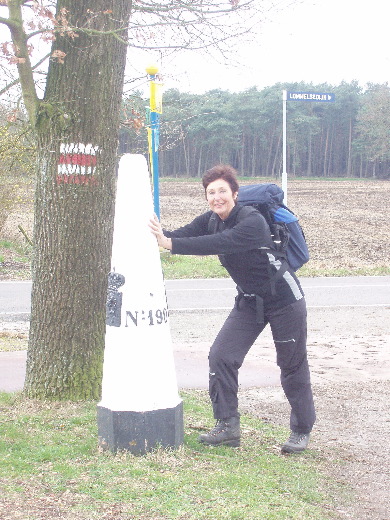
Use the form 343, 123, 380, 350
127, 0, 389, 94
1, 0, 388, 101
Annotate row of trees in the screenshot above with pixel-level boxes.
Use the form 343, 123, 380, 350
3, 80, 388, 185
0, 107, 36, 233
120, 81, 390, 178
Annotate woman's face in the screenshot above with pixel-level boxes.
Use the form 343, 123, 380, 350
205, 178, 238, 220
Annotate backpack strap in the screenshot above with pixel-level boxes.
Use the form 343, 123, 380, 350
235, 205, 259, 222
208, 212, 218, 234
208, 205, 257, 235
266, 257, 289, 296
208, 205, 290, 320
236, 206, 291, 299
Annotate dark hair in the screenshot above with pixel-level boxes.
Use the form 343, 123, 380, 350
202, 164, 239, 196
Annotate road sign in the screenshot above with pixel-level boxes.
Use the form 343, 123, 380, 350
287, 91, 335, 102
282, 89, 335, 204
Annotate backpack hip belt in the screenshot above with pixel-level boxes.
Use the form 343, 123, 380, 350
236, 287, 265, 326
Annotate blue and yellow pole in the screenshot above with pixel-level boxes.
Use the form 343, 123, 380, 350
146, 64, 162, 218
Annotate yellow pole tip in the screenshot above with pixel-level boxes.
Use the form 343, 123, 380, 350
146, 64, 159, 75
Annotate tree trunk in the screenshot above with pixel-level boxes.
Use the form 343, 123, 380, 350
197, 143, 203, 177
181, 127, 189, 176
24, 0, 131, 400
306, 131, 312, 177
251, 136, 257, 177
347, 117, 353, 176
239, 132, 245, 174
323, 128, 329, 177
271, 129, 282, 177
265, 126, 276, 175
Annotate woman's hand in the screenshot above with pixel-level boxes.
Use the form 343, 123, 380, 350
149, 214, 172, 250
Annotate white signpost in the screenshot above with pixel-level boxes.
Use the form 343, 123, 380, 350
97, 154, 183, 455
282, 90, 335, 205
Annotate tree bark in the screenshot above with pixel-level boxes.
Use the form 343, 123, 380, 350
24, 0, 131, 400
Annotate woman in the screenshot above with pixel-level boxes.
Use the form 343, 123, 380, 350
149, 164, 316, 453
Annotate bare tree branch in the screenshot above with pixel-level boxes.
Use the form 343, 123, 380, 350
0, 52, 50, 96
0, 0, 264, 113
5, 0, 39, 125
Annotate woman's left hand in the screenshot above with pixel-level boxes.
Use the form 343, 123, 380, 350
149, 214, 172, 250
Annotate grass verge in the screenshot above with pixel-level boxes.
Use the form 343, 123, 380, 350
0, 238, 32, 280
161, 252, 227, 279
0, 331, 28, 352
0, 390, 340, 520
0, 239, 32, 262
161, 253, 390, 279
2, 249, 389, 281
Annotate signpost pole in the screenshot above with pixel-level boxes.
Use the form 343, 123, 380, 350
282, 90, 287, 205
283, 90, 335, 205
146, 65, 162, 219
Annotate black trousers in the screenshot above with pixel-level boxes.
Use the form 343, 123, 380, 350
208, 296, 316, 434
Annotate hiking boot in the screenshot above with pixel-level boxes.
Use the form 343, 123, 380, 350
198, 416, 240, 447
281, 431, 310, 453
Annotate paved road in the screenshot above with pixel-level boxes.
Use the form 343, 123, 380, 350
1, 276, 389, 318
1, 276, 389, 393
165, 276, 390, 310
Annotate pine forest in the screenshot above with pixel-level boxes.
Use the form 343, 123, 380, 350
120, 81, 390, 179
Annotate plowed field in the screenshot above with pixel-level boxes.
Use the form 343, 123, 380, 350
159, 178, 390, 273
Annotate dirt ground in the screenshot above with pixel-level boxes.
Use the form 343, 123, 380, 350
159, 178, 390, 273
167, 302, 390, 520
2, 178, 389, 276
1, 178, 390, 519
239, 309, 390, 520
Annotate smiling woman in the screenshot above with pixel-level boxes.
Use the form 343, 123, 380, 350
203, 164, 239, 221
149, 163, 316, 454
205, 179, 237, 220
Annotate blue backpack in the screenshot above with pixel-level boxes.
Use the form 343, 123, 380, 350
237, 183, 309, 271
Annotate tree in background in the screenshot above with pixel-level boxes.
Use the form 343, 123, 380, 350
0, 107, 36, 234
120, 81, 389, 178
354, 83, 390, 178
0, 0, 258, 400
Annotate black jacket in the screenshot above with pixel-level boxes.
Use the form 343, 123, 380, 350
165, 204, 304, 314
